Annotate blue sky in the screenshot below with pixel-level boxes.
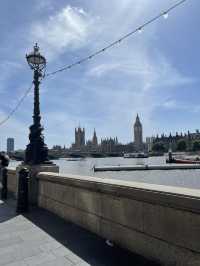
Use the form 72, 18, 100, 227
0, 0, 199, 150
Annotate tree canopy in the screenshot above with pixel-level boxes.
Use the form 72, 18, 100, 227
152, 142, 165, 152
192, 141, 200, 151
177, 140, 187, 151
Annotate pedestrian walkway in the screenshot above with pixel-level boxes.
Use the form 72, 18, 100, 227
0, 198, 159, 266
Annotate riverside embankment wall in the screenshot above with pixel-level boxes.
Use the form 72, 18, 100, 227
37, 172, 200, 266
7, 168, 18, 196
6, 168, 200, 265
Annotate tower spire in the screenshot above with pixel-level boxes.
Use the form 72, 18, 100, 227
135, 113, 141, 126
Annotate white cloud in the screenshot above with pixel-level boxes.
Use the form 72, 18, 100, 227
87, 63, 121, 78
0, 61, 23, 92
30, 5, 94, 60
150, 56, 195, 88
0, 61, 27, 113
159, 99, 200, 114
162, 99, 177, 109
35, 0, 54, 11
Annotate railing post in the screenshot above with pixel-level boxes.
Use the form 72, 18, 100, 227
16, 168, 29, 213
1, 167, 8, 200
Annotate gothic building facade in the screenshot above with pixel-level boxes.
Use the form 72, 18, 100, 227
152, 130, 200, 151
100, 137, 118, 153
71, 127, 99, 151
85, 129, 98, 151
92, 129, 98, 148
75, 127, 85, 149
134, 114, 143, 151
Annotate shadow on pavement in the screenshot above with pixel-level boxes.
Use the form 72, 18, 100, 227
25, 206, 160, 266
0, 198, 18, 223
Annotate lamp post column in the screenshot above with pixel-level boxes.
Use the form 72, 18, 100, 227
25, 68, 48, 165
24, 46, 49, 165
33, 69, 41, 127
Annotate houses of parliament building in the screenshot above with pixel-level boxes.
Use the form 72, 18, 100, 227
53, 115, 200, 154
70, 114, 144, 153
71, 126, 119, 153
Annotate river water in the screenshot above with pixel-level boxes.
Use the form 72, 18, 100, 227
9, 156, 200, 189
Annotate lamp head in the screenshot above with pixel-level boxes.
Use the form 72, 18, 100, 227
26, 43, 46, 71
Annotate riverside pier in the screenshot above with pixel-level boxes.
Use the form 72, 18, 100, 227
93, 163, 200, 171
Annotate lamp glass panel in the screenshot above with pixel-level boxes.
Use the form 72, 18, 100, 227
28, 55, 45, 65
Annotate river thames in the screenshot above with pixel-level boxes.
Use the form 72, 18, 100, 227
9, 156, 200, 189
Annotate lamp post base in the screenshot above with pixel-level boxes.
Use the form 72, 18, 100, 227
17, 163, 59, 205
25, 123, 50, 165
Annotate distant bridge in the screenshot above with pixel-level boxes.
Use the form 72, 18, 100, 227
68, 151, 123, 158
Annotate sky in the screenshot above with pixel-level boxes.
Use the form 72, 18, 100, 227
0, 0, 199, 150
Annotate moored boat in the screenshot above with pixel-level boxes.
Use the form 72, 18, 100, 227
166, 158, 200, 164
166, 151, 200, 164
124, 152, 148, 158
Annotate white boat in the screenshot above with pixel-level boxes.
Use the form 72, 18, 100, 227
123, 152, 148, 158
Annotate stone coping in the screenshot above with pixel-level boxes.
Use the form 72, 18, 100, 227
38, 172, 200, 213
7, 167, 16, 172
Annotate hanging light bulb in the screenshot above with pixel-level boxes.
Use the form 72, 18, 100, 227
163, 12, 169, 19
138, 27, 143, 34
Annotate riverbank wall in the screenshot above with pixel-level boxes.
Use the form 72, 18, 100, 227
7, 168, 200, 266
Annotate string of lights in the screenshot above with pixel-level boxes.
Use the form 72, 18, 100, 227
0, 0, 188, 127
0, 83, 33, 126
45, 0, 188, 77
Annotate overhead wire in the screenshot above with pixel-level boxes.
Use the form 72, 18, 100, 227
45, 0, 188, 77
0, 83, 33, 126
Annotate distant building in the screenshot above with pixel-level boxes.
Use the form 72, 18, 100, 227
70, 121, 145, 154
100, 137, 118, 153
75, 127, 85, 149
146, 137, 155, 152
151, 130, 200, 151
92, 129, 98, 148
7, 138, 14, 153
52, 145, 62, 151
134, 114, 143, 151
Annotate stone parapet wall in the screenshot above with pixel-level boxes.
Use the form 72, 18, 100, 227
7, 164, 59, 203
7, 168, 18, 197
38, 172, 200, 266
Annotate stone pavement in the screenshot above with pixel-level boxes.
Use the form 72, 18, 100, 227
0, 198, 159, 266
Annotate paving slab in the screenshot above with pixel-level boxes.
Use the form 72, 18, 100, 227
0, 198, 160, 266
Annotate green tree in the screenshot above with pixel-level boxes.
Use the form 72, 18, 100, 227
192, 141, 200, 151
152, 142, 165, 152
177, 140, 187, 151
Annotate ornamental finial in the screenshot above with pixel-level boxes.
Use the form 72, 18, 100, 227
34, 43, 39, 53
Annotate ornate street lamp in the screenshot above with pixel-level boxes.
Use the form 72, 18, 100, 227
25, 43, 49, 165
